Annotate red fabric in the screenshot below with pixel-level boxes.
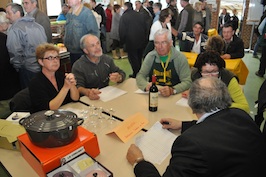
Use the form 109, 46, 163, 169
105, 8, 112, 32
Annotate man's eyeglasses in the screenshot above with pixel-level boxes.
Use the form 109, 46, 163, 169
154, 41, 169, 46
42, 56, 61, 61
201, 71, 219, 76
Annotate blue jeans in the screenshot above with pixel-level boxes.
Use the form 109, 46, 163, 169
254, 37, 261, 56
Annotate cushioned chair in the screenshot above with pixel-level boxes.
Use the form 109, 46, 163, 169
9, 88, 31, 112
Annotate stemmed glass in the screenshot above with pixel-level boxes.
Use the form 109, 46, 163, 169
108, 108, 116, 123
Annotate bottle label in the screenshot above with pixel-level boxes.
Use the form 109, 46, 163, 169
150, 92, 158, 107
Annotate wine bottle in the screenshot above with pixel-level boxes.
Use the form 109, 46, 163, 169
149, 75, 158, 112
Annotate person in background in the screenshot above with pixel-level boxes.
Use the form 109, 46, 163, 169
119, 2, 148, 78
137, 28, 191, 97
175, 0, 194, 50
83, 3, 102, 30
135, 0, 153, 40
253, 9, 266, 58
105, 4, 113, 53
29, 43, 79, 113
22, 0, 52, 43
173, 21, 208, 54
0, 12, 10, 33
255, 14, 266, 77
167, 0, 178, 47
72, 34, 126, 100
152, 2, 162, 23
218, 8, 230, 35
143, 8, 173, 58
230, 9, 239, 33
127, 77, 266, 177
190, 51, 249, 113
64, 0, 99, 66
110, 4, 127, 60
221, 23, 244, 59
57, 3, 69, 21
199, 0, 211, 35
6, 3, 47, 89
192, 1, 203, 26
90, 0, 107, 54
147, 1, 155, 19
0, 31, 20, 118
205, 35, 225, 55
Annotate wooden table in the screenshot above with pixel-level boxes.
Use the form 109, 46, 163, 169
182, 52, 249, 85
0, 78, 195, 177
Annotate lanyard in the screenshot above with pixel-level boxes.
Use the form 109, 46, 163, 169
160, 51, 171, 82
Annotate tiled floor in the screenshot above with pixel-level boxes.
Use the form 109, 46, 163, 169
113, 51, 266, 118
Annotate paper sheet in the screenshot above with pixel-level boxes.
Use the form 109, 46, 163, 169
107, 112, 148, 143
176, 97, 189, 107
99, 86, 127, 102
135, 121, 177, 165
134, 89, 148, 94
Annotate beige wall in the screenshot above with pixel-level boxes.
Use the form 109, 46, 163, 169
0, 0, 11, 9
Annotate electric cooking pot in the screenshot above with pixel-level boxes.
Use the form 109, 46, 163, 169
19, 110, 84, 148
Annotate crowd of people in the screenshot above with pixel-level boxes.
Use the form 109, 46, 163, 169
1, 0, 266, 176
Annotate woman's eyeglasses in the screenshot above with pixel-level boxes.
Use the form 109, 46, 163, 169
42, 56, 61, 61
201, 71, 219, 76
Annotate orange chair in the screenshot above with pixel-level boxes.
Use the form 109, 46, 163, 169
208, 28, 218, 37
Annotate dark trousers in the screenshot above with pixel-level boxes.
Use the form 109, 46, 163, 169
127, 48, 144, 77
19, 68, 37, 89
70, 53, 83, 66
112, 39, 123, 50
258, 45, 266, 75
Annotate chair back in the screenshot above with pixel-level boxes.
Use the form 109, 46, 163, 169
9, 88, 31, 112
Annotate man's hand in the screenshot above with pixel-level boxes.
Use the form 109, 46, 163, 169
159, 86, 174, 97
86, 88, 101, 100
221, 54, 231, 59
126, 144, 144, 166
109, 72, 122, 83
160, 118, 182, 130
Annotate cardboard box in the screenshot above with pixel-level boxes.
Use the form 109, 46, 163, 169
47, 153, 113, 177
18, 126, 100, 177
0, 119, 26, 150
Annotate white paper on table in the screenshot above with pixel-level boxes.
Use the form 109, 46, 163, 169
134, 89, 148, 94
135, 121, 177, 165
99, 86, 127, 102
176, 97, 189, 107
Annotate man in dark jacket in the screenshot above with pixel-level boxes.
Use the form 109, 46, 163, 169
126, 77, 266, 177
221, 23, 244, 59
218, 8, 230, 35
119, 2, 148, 78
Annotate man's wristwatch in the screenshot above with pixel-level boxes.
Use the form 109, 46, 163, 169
172, 88, 177, 95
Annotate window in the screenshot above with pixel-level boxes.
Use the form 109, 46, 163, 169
46, 0, 62, 17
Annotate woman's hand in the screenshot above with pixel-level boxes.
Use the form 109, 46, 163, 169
182, 90, 189, 98
64, 73, 76, 89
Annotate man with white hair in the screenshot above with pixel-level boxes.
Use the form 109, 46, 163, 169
136, 28, 191, 97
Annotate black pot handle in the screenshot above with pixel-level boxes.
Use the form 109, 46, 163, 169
19, 118, 25, 125
77, 118, 84, 126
